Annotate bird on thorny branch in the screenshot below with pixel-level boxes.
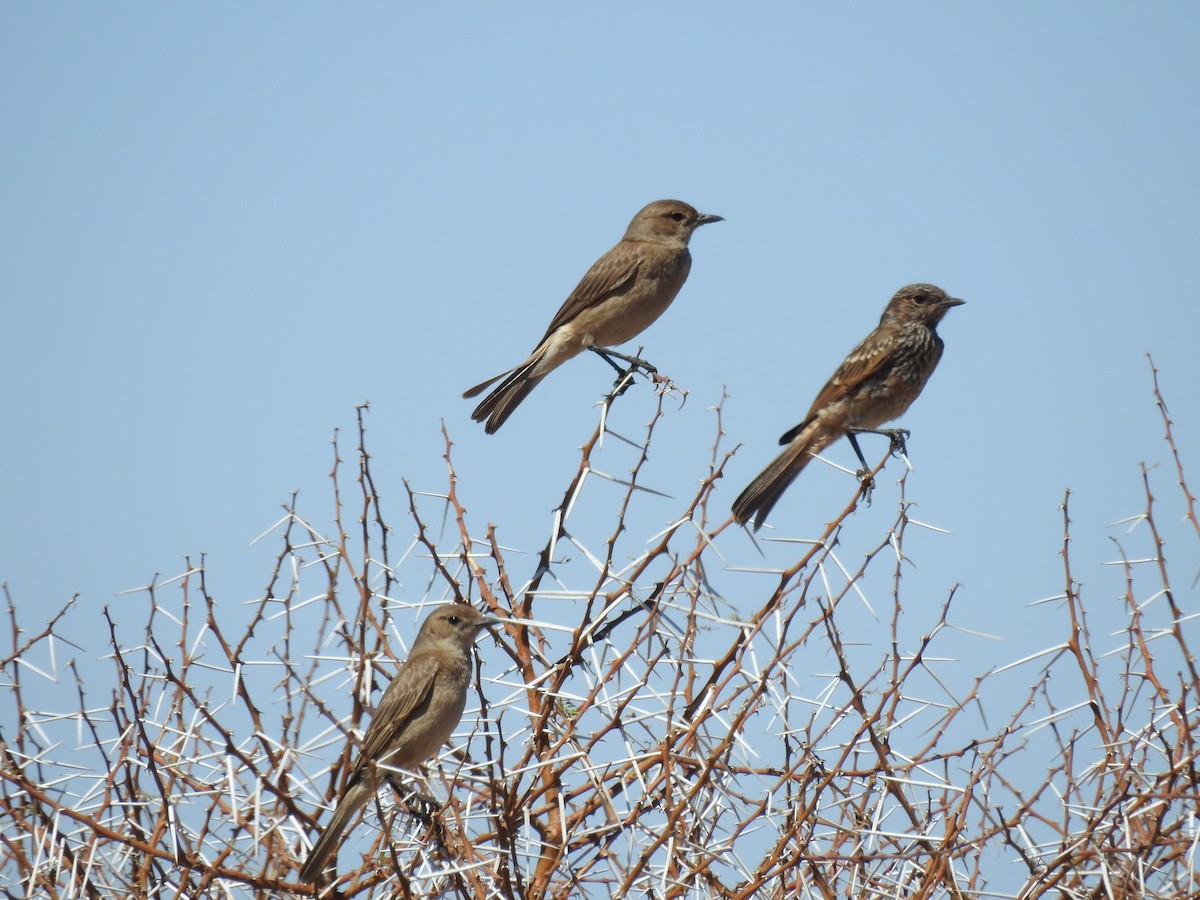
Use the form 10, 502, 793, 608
464, 199, 722, 433
732, 283, 964, 531
299, 603, 498, 883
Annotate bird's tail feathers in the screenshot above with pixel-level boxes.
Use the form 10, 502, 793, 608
463, 368, 511, 399
732, 442, 811, 531
733, 422, 838, 530
298, 780, 372, 883
469, 353, 545, 433
778, 414, 815, 446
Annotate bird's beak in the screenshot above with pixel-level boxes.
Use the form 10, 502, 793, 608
942, 297, 965, 308
697, 213, 724, 226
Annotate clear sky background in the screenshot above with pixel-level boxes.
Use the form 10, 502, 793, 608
3, 0, 1198, 853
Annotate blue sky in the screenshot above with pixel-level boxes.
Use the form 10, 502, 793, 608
3, 0, 1198, 846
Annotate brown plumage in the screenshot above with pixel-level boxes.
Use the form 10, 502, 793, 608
732, 284, 964, 531
463, 199, 722, 433
299, 604, 497, 883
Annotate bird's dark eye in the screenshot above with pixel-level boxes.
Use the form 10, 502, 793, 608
668, 211, 686, 222
912, 294, 929, 305
447, 615, 460, 625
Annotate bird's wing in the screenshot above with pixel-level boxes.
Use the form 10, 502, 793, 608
537, 247, 643, 344
355, 654, 441, 768
779, 326, 894, 444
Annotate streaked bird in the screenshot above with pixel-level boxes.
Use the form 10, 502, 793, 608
463, 199, 722, 433
299, 603, 498, 883
732, 283, 964, 530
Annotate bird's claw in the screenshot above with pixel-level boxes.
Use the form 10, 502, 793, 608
610, 369, 637, 397
596, 346, 661, 400
401, 788, 442, 823
858, 470, 875, 506
611, 358, 657, 392
882, 428, 911, 458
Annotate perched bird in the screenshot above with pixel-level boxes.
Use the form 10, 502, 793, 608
732, 283, 964, 530
299, 603, 498, 883
463, 199, 722, 433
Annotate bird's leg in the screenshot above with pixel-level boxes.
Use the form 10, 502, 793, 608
591, 346, 633, 377
848, 427, 911, 460
845, 430, 876, 501
388, 777, 442, 822
847, 427, 913, 504
591, 346, 658, 376
590, 346, 658, 397
845, 431, 871, 473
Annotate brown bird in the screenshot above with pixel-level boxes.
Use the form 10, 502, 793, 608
463, 199, 722, 433
732, 284, 964, 530
299, 603, 498, 883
